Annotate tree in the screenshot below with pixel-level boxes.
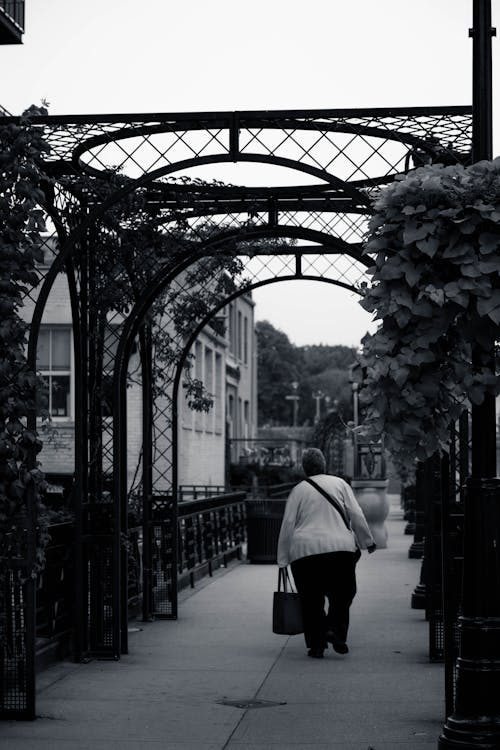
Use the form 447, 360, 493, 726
255, 320, 301, 425
256, 322, 358, 426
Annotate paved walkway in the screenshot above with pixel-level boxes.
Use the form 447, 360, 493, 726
1, 497, 444, 749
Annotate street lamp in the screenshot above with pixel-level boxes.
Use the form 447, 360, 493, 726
285, 381, 300, 427
352, 382, 359, 431
312, 389, 324, 424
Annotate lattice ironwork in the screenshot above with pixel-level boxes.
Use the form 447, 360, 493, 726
0, 106, 472, 719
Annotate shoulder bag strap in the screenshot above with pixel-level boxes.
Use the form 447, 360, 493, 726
305, 477, 352, 532
278, 567, 297, 593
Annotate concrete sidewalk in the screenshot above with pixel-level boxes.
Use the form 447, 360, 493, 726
1, 499, 444, 749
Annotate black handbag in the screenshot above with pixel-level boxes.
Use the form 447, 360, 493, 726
272, 567, 304, 635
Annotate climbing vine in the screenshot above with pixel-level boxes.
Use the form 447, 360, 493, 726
357, 159, 500, 473
0, 106, 50, 599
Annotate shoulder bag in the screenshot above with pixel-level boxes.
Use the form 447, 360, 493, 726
272, 567, 304, 635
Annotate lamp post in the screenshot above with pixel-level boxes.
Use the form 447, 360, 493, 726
439, 2, 500, 747
285, 381, 300, 427
352, 382, 359, 431
312, 389, 324, 424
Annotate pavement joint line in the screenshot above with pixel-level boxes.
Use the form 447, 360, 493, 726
220, 634, 291, 750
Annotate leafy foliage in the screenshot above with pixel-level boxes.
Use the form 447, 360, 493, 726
0, 106, 50, 623
357, 159, 500, 471
255, 320, 301, 424
256, 321, 357, 425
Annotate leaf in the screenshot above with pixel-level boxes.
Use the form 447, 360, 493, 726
477, 291, 500, 324
404, 265, 421, 286
403, 222, 433, 244
378, 263, 404, 281
469, 386, 485, 405
478, 259, 500, 274
424, 286, 445, 306
479, 232, 500, 254
416, 237, 440, 257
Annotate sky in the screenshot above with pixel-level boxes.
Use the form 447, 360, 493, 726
1, 0, 497, 347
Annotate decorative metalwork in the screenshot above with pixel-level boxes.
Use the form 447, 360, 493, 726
353, 440, 387, 480
0, 106, 472, 719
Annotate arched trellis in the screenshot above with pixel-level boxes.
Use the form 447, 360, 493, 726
0, 106, 472, 719
112, 229, 371, 653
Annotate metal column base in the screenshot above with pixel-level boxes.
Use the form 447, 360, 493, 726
411, 583, 426, 609
409, 540, 424, 559
439, 477, 500, 749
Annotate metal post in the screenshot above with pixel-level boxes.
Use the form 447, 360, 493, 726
285, 381, 299, 426
439, 2, 500, 746
140, 324, 154, 623
313, 390, 324, 425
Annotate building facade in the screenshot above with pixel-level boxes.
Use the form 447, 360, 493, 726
22, 237, 258, 492
178, 293, 258, 487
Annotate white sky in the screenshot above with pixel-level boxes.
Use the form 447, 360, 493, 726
2, 0, 497, 347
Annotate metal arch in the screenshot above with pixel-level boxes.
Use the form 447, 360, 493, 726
171, 271, 362, 410
67, 106, 471, 177
24, 105, 473, 364
113, 226, 370, 370
112, 234, 368, 625
111, 232, 363, 482
72, 150, 370, 203
26, 172, 367, 374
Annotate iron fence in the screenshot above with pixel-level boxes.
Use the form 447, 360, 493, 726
177, 492, 246, 590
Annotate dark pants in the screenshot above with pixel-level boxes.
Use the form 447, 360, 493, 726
291, 551, 357, 651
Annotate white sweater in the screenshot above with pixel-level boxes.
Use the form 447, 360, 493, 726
276, 474, 375, 567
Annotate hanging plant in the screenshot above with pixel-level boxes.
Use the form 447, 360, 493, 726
356, 159, 500, 472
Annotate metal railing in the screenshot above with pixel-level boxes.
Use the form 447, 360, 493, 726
177, 491, 246, 589
126, 490, 248, 616
178, 485, 225, 501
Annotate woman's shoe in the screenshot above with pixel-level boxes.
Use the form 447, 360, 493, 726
307, 647, 324, 659
326, 630, 349, 654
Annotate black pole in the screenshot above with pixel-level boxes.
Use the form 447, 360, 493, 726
439, 2, 500, 747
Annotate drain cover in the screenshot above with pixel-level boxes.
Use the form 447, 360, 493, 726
217, 698, 286, 709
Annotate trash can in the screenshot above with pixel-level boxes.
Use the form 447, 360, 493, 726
245, 499, 286, 563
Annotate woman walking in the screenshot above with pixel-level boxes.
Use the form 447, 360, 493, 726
277, 448, 376, 658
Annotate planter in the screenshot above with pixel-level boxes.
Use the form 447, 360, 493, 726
352, 479, 390, 549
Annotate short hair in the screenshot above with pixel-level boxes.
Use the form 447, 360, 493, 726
302, 448, 326, 476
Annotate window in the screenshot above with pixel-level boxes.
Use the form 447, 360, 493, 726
204, 347, 213, 433
194, 341, 203, 431
244, 316, 248, 365
215, 353, 223, 433
237, 311, 242, 360
227, 393, 234, 424
244, 400, 250, 438
37, 328, 71, 418
195, 341, 203, 379
228, 303, 235, 355
204, 347, 213, 393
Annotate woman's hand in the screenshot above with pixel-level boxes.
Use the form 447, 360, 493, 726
367, 543, 377, 554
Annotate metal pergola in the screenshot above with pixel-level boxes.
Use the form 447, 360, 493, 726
0, 105, 478, 728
